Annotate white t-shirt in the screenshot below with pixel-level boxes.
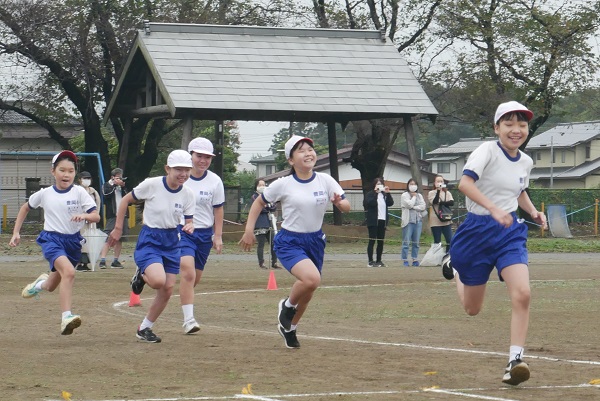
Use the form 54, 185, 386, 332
183, 170, 225, 229
28, 185, 98, 234
262, 172, 344, 233
377, 193, 386, 220
462, 141, 533, 215
132, 176, 195, 229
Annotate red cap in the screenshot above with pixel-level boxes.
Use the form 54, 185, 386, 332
51, 150, 78, 165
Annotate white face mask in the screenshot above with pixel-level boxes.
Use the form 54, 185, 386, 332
81, 179, 91, 187
256, 186, 266, 194
408, 184, 418, 192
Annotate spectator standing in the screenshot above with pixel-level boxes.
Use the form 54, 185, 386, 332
428, 174, 454, 253
76, 171, 101, 271
99, 168, 128, 269
364, 177, 394, 267
400, 178, 426, 266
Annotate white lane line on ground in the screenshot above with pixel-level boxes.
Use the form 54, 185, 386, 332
425, 388, 520, 401
45, 384, 600, 401
110, 284, 600, 367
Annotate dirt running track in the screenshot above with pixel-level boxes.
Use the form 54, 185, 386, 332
1, 251, 599, 401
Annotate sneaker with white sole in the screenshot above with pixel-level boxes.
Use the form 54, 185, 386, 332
278, 298, 296, 331
278, 324, 300, 348
22, 273, 49, 298
61, 314, 81, 335
502, 359, 530, 385
183, 319, 200, 334
130, 267, 145, 295
441, 253, 455, 280
136, 327, 161, 343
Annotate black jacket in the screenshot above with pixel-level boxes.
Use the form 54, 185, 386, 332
102, 181, 128, 219
364, 190, 394, 227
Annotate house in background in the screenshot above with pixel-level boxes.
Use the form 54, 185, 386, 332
426, 137, 496, 183
426, 121, 600, 189
249, 153, 278, 177
0, 108, 82, 218
525, 121, 600, 188
255, 145, 436, 210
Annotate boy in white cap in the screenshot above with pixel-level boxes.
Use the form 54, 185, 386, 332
442, 101, 547, 385
178, 137, 225, 334
11, 150, 100, 335
239, 135, 351, 348
108, 149, 195, 343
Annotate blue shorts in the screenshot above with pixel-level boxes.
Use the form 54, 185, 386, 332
37, 230, 83, 271
179, 227, 213, 271
134, 226, 181, 275
273, 229, 326, 273
449, 212, 528, 286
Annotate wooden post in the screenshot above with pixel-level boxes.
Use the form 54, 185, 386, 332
595, 199, 598, 236
327, 121, 342, 226
214, 120, 224, 179
540, 202, 545, 237
181, 116, 193, 150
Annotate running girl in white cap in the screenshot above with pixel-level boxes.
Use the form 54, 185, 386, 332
239, 135, 351, 348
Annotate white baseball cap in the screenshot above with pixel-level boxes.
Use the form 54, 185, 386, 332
51, 150, 78, 165
494, 101, 533, 123
167, 149, 193, 168
188, 137, 215, 156
284, 135, 314, 159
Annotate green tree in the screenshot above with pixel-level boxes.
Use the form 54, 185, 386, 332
0, 0, 297, 186
429, 0, 600, 145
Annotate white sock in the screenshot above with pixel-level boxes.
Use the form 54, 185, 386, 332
509, 345, 524, 362
140, 317, 154, 331
290, 324, 297, 332
62, 311, 72, 320
182, 304, 194, 322
285, 298, 297, 308
35, 280, 45, 291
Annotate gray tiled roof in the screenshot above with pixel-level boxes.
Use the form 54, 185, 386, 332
106, 23, 437, 122
426, 137, 495, 156
526, 121, 600, 149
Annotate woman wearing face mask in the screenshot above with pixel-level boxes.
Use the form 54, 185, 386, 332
251, 179, 281, 269
400, 178, 427, 266
364, 177, 394, 267
76, 171, 101, 271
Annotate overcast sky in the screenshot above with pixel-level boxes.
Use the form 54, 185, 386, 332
236, 120, 287, 162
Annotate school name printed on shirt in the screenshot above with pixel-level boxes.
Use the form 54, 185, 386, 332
313, 190, 327, 206
196, 190, 214, 203
66, 199, 83, 214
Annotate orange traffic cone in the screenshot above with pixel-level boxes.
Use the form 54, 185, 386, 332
267, 270, 278, 290
128, 291, 141, 307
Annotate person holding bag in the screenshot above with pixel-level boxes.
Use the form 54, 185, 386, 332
428, 174, 454, 253
400, 178, 426, 266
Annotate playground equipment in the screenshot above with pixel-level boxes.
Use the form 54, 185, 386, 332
546, 204, 573, 238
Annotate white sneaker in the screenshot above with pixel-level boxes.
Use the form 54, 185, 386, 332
22, 273, 49, 298
183, 318, 200, 334
61, 314, 82, 335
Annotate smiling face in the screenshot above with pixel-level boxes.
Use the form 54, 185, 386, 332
191, 152, 213, 175
494, 113, 529, 156
288, 140, 316, 172
165, 166, 192, 189
52, 159, 77, 190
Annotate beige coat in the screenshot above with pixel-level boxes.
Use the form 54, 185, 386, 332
428, 189, 454, 228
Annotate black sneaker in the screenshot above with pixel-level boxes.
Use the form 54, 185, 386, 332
441, 253, 454, 280
278, 325, 300, 348
131, 267, 145, 295
111, 260, 124, 269
136, 327, 161, 343
99, 260, 106, 269
278, 298, 296, 331
76, 263, 91, 272
502, 359, 530, 385
375, 261, 386, 267
367, 261, 375, 267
